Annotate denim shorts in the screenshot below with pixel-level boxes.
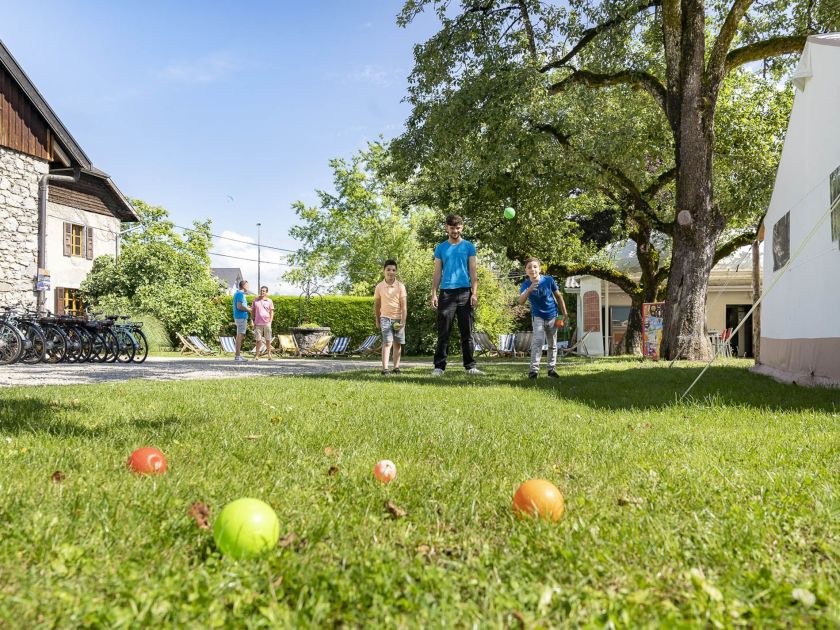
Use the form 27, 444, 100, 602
380, 316, 405, 344
234, 319, 248, 335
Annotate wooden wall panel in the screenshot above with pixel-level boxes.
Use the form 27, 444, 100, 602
0, 66, 50, 160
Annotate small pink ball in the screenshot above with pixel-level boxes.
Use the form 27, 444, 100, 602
373, 459, 397, 483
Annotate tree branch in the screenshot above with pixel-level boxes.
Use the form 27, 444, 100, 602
641, 166, 676, 198
545, 262, 641, 297
713, 230, 756, 264
549, 69, 667, 114
706, 0, 755, 91
725, 35, 808, 74
540, 0, 662, 72
517, 0, 538, 61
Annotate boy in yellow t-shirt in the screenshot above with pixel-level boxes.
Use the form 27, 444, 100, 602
373, 259, 407, 375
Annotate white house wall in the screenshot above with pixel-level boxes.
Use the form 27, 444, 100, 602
45, 201, 120, 312
757, 35, 840, 387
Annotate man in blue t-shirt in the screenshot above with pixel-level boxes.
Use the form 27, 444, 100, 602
430, 214, 484, 376
232, 279, 252, 362
518, 257, 568, 378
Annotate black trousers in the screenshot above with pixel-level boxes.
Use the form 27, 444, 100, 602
433, 288, 476, 370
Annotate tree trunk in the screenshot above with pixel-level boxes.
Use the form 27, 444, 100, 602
619, 296, 644, 354
660, 0, 724, 361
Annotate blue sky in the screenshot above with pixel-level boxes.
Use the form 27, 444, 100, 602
2, 1, 438, 292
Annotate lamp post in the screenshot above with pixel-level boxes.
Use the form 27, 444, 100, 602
257, 222, 261, 290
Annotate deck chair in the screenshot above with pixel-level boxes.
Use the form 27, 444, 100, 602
189, 335, 218, 355
472, 331, 499, 357
351, 334, 380, 356
559, 330, 594, 361
514, 332, 533, 357
299, 334, 332, 357
177, 332, 215, 356
219, 336, 237, 354
328, 336, 351, 356
498, 334, 515, 357
275, 334, 300, 356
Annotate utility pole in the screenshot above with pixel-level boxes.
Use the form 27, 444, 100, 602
257, 222, 261, 290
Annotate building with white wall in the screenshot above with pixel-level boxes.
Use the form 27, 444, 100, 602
753, 33, 840, 387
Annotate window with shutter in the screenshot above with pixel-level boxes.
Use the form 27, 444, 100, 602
55, 288, 65, 315
63, 223, 72, 257
86, 227, 94, 260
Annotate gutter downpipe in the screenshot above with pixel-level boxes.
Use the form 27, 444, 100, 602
37, 167, 80, 314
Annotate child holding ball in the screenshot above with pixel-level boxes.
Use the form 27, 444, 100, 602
518, 257, 568, 379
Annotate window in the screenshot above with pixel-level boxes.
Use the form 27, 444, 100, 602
63, 223, 92, 259
70, 224, 84, 257
63, 289, 84, 315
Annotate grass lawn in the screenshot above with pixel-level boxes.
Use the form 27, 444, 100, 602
0, 358, 837, 627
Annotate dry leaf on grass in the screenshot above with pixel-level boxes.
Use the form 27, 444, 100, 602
279, 533, 298, 548
51, 471, 66, 483
188, 502, 211, 529
328, 465, 340, 476
324, 447, 335, 456
271, 574, 284, 589
511, 610, 526, 627
617, 496, 644, 507
385, 500, 407, 519
243, 435, 261, 440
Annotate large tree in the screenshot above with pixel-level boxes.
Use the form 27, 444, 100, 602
395, 0, 836, 358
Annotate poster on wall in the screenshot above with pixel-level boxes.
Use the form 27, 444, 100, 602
642, 302, 665, 360
772, 211, 791, 271
830, 164, 840, 248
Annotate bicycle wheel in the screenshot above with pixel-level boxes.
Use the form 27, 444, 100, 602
114, 328, 136, 363
0, 322, 23, 365
131, 328, 149, 363
102, 328, 121, 363
42, 324, 68, 364
63, 325, 83, 362
19, 322, 47, 364
90, 331, 110, 363
76, 327, 94, 362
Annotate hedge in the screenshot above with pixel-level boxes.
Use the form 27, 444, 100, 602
219, 295, 376, 347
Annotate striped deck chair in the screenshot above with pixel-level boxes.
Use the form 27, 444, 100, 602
189, 335, 218, 355
559, 330, 594, 362
351, 334, 380, 355
514, 332, 533, 357
328, 336, 351, 356
300, 334, 332, 357
275, 334, 300, 356
498, 334, 515, 357
472, 331, 499, 357
176, 332, 202, 356
219, 336, 237, 354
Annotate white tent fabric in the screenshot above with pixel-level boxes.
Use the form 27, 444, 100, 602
754, 33, 840, 388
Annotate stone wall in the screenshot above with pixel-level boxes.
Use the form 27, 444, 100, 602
0, 146, 47, 309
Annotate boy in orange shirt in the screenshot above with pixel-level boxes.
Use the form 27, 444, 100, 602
373, 259, 407, 375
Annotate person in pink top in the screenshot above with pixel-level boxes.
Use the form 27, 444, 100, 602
252, 286, 274, 360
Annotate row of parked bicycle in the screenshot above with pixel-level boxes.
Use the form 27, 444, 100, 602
0, 307, 149, 365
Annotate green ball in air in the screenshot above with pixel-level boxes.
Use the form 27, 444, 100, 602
504, 207, 516, 220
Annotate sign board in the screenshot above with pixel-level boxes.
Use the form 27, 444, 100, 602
642, 302, 665, 360
35, 268, 50, 292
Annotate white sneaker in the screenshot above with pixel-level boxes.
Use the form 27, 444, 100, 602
465, 367, 485, 375
431, 368, 444, 377
234, 355, 247, 362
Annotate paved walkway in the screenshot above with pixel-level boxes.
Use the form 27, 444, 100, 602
0, 357, 428, 387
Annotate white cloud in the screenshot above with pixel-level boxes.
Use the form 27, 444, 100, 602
210, 230, 299, 295
159, 53, 236, 84
329, 65, 401, 88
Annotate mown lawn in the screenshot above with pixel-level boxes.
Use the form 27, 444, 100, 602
0, 358, 837, 627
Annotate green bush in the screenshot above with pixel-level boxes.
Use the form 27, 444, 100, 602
133, 313, 171, 351
219, 296, 376, 347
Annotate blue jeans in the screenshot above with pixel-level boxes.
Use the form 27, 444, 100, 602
530, 316, 558, 372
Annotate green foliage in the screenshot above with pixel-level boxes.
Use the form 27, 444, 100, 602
219, 296, 377, 347
80, 200, 226, 342
287, 142, 415, 295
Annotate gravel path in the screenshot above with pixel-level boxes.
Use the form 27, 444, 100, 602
0, 357, 428, 387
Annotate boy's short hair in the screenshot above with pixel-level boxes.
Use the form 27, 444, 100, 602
383, 259, 398, 269
238, 280, 248, 289
445, 214, 464, 227
260, 286, 269, 292
524, 257, 541, 267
